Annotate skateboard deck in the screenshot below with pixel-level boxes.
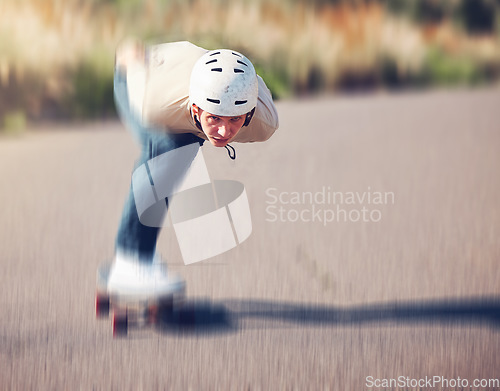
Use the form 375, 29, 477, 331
95, 263, 185, 337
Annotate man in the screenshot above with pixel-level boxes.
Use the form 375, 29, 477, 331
107, 39, 279, 298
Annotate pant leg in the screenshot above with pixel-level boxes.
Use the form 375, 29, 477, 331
113, 70, 204, 263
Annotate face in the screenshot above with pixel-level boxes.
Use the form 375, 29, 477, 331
193, 106, 246, 147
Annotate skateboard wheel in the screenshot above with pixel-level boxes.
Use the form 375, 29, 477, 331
95, 294, 110, 318
147, 305, 159, 324
113, 311, 128, 337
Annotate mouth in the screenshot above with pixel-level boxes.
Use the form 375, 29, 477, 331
211, 136, 230, 143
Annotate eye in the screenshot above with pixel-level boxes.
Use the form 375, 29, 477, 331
208, 116, 220, 122
230, 117, 242, 122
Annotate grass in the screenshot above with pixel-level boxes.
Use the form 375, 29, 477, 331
2, 110, 27, 135
0, 0, 499, 127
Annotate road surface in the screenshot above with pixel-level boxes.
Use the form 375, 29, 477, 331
1, 87, 499, 390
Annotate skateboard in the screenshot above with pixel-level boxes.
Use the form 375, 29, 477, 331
95, 263, 185, 337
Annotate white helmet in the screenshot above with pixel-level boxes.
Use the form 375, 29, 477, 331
189, 49, 258, 117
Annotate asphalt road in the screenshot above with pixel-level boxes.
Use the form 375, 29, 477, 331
1, 87, 499, 390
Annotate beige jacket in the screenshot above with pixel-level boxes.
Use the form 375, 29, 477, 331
126, 41, 279, 143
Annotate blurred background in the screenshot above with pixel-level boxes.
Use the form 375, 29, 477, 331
1, 0, 500, 132
1, 2, 499, 388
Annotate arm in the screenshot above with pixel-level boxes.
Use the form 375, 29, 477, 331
115, 38, 148, 121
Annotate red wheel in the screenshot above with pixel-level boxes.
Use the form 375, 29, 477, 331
95, 294, 110, 318
148, 305, 159, 324
113, 311, 128, 337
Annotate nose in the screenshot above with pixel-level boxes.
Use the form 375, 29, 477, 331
218, 124, 230, 138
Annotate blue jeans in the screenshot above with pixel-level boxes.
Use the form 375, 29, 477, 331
113, 70, 204, 263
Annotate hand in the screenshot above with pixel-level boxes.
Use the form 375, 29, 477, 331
115, 38, 146, 73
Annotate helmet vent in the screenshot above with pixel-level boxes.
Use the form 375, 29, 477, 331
191, 49, 258, 115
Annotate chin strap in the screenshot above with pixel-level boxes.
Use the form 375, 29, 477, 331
225, 144, 236, 160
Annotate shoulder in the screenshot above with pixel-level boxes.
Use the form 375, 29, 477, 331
233, 76, 279, 143
140, 41, 207, 130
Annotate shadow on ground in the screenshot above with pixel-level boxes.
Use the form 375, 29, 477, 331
156, 296, 500, 336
